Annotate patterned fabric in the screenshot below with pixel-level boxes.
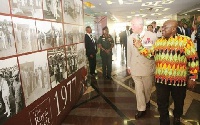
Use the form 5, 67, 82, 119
138, 34, 199, 86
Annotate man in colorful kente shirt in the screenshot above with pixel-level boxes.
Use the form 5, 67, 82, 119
134, 20, 199, 125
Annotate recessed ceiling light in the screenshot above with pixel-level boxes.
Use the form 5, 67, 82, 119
185, 14, 187, 15
197, 10, 200, 11
127, 16, 132, 18
106, 1, 113, 4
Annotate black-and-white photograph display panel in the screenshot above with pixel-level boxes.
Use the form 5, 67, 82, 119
51, 22, 64, 47
0, 0, 10, 14
18, 51, 51, 106
36, 20, 53, 50
0, 15, 16, 58
47, 47, 67, 88
10, 0, 43, 18
12, 17, 38, 54
64, 24, 79, 45
66, 44, 77, 77
62, 0, 83, 25
43, 0, 62, 22
79, 26, 84, 43
0, 57, 25, 124
77, 43, 86, 70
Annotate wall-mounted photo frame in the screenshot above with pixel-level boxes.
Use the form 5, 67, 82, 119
47, 47, 67, 88
0, 15, 16, 58
18, 51, 51, 106
10, 0, 43, 18
51, 22, 64, 47
0, 57, 25, 123
0, 0, 10, 14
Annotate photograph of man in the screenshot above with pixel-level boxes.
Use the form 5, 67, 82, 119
13, 17, 38, 54
51, 22, 64, 47
66, 45, 78, 77
85, 26, 97, 76
0, 0, 10, 14
97, 26, 114, 80
134, 19, 199, 125
127, 17, 157, 119
18, 51, 51, 106
0, 15, 16, 58
62, 0, 83, 25
48, 48, 67, 88
0, 57, 25, 124
10, 0, 43, 18
36, 20, 53, 49
43, 0, 62, 22
64, 24, 80, 45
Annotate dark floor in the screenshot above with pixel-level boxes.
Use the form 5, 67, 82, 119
61, 44, 200, 125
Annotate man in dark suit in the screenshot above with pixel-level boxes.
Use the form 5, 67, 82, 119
85, 26, 97, 76
177, 21, 186, 35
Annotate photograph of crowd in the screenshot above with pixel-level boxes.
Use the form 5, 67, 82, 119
64, 24, 80, 45
78, 26, 85, 42
62, 0, 83, 24
18, 51, 51, 106
36, 20, 52, 50
48, 47, 67, 88
0, 57, 25, 124
43, 0, 62, 22
10, 0, 43, 19
51, 22, 64, 47
0, 15, 16, 58
66, 44, 78, 77
13, 17, 38, 54
0, 0, 10, 14
77, 43, 86, 70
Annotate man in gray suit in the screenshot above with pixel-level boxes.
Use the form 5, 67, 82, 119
127, 17, 157, 119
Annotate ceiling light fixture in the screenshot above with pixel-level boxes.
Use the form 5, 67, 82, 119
198, 10, 200, 11
118, 0, 123, 5
106, 1, 113, 4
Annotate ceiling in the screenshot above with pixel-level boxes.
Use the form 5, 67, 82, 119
83, 0, 200, 22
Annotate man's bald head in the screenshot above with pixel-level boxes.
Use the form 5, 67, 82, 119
162, 20, 178, 39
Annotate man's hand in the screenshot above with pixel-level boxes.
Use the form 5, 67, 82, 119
187, 79, 196, 89
90, 55, 93, 58
133, 38, 142, 48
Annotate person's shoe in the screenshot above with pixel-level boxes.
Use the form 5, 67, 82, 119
173, 117, 180, 125
146, 101, 150, 109
135, 110, 146, 119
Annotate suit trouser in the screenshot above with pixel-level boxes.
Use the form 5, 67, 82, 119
156, 83, 186, 125
88, 55, 96, 74
101, 54, 112, 77
132, 75, 153, 111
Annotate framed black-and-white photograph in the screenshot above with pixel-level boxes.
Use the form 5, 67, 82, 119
43, 0, 62, 22
64, 24, 79, 45
62, 0, 83, 25
18, 51, 51, 106
66, 44, 78, 77
12, 17, 38, 54
0, 15, 16, 58
51, 22, 64, 47
36, 20, 53, 50
0, 57, 25, 123
79, 26, 84, 43
77, 43, 86, 70
47, 47, 67, 88
10, 0, 43, 18
0, 0, 10, 14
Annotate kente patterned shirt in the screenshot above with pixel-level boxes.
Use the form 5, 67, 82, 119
138, 34, 199, 86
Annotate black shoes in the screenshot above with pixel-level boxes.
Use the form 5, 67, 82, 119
146, 101, 150, 109
135, 110, 146, 119
173, 117, 180, 125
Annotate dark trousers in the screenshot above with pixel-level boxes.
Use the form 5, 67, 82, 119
101, 54, 112, 77
156, 83, 186, 125
88, 55, 96, 74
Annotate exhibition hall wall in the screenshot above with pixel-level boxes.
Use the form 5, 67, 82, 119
0, 0, 86, 125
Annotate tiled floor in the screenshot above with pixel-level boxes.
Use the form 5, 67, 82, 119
61, 44, 200, 125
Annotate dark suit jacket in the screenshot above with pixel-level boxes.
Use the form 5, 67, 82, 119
177, 27, 184, 35
85, 34, 97, 57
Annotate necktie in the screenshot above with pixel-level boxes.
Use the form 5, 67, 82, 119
90, 34, 94, 43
